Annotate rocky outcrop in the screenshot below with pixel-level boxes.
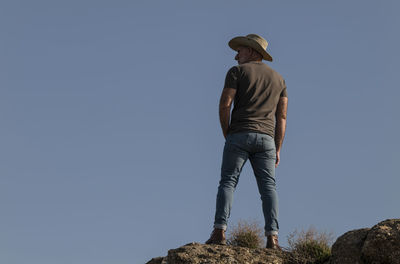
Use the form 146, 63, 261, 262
146, 242, 286, 264
330, 219, 400, 264
329, 228, 370, 264
362, 219, 400, 264
147, 219, 400, 264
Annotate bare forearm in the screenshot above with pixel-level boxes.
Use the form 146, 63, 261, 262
275, 97, 288, 153
218, 88, 236, 139
219, 106, 230, 138
275, 118, 286, 152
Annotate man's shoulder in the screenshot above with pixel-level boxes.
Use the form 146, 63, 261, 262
225, 65, 241, 79
226, 62, 285, 82
241, 62, 284, 78
227, 65, 241, 72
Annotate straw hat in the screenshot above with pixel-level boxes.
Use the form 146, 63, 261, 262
228, 34, 273, 62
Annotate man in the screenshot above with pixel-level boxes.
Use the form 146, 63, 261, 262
205, 34, 288, 249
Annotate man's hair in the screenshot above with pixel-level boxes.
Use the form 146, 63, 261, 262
250, 48, 263, 60
242, 46, 262, 61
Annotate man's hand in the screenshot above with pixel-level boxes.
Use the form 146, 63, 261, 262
219, 88, 236, 139
275, 151, 280, 168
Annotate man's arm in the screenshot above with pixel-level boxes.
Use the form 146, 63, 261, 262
219, 88, 236, 139
275, 97, 288, 168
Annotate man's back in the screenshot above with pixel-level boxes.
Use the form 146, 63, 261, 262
224, 61, 287, 137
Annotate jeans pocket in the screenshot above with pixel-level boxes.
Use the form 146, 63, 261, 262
262, 136, 276, 153
226, 133, 233, 143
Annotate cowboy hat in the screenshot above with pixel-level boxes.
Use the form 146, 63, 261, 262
228, 34, 273, 62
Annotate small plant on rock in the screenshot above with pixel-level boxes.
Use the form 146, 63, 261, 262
227, 219, 265, 249
286, 226, 334, 264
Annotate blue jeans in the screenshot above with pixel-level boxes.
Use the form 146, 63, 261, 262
213, 132, 279, 236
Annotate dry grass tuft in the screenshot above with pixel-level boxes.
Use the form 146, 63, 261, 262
227, 219, 265, 249
285, 226, 334, 264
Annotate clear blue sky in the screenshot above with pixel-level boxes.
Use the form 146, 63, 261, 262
1, 1, 399, 263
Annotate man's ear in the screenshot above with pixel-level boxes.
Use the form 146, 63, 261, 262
250, 48, 262, 60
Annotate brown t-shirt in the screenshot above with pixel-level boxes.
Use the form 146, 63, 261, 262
224, 61, 287, 137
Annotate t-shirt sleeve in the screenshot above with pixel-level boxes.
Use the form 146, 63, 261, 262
280, 79, 288, 98
224, 66, 239, 90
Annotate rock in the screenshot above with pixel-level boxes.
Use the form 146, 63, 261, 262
362, 219, 400, 264
146, 257, 165, 264
147, 219, 400, 264
146, 242, 286, 264
330, 228, 370, 264
330, 219, 400, 264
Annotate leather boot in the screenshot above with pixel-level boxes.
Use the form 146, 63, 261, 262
266, 235, 281, 250
205, 228, 226, 245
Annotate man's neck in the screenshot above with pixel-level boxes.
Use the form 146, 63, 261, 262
248, 59, 262, 63
240, 58, 262, 65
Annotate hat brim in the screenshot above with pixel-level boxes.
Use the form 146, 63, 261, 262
228, 36, 273, 62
